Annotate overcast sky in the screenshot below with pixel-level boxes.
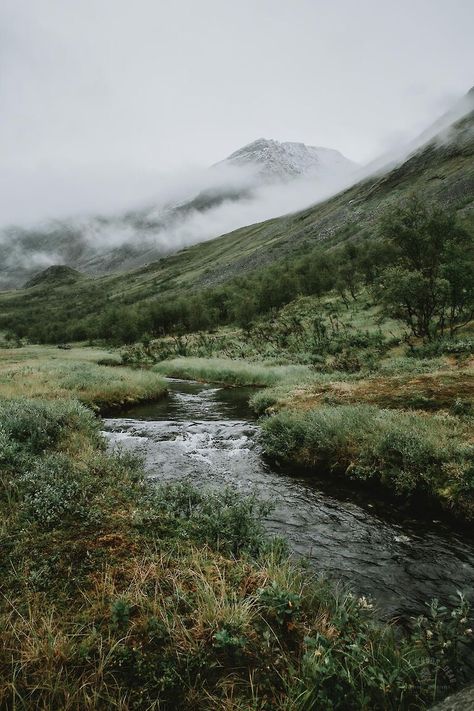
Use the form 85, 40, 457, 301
1, 0, 473, 226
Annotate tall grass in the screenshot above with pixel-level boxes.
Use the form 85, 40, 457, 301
154, 356, 310, 387
261, 404, 474, 519
0, 358, 167, 411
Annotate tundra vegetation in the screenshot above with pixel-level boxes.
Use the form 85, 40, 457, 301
1, 396, 473, 710
129, 201, 473, 521
0, 199, 473, 708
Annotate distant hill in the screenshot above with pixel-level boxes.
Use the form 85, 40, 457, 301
24, 265, 83, 289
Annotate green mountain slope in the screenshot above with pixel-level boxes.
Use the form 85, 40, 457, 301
1, 103, 473, 340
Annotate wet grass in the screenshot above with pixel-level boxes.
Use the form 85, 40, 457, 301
1, 397, 472, 709
251, 359, 474, 415
261, 404, 474, 521
151, 352, 474, 523
151, 346, 473, 412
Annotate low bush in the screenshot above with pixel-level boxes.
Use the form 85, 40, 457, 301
0, 397, 98, 455
16, 452, 101, 528
408, 336, 474, 359
135, 481, 274, 556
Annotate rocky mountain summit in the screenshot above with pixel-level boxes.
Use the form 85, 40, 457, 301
222, 138, 357, 181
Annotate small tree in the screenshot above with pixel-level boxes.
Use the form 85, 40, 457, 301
377, 197, 474, 341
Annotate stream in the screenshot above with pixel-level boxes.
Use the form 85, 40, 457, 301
104, 378, 474, 620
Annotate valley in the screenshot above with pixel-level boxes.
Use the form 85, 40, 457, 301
1, 86, 473, 710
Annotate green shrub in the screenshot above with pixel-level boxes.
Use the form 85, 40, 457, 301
408, 337, 474, 359
111, 599, 132, 630
16, 453, 101, 528
0, 398, 99, 454
286, 588, 472, 710
213, 627, 247, 652
135, 482, 273, 556
96, 356, 122, 366
258, 580, 301, 625
451, 398, 473, 418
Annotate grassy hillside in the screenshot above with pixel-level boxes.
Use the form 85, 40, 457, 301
0, 109, 472, 342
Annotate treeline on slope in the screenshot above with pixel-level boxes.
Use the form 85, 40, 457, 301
3, 197, 473, 345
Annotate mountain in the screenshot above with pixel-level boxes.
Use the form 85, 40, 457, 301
24, 265, 83, 289
1, 87, 472, 341
0, 139, 357, 290
220, 138, 357, 181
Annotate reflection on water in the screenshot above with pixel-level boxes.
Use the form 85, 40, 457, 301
104, 378, 474, 619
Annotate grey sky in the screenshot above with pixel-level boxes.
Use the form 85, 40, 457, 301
1, 0, 473, 226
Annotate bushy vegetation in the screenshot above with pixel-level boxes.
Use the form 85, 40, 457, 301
261, 404, 474, 519
1, 397, 473, 709
121, 292, 399, 373
1, 238, 366, 345
3, 198, 472, 355
376, 198, 474, 341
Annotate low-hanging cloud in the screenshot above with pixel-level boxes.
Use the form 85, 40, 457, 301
0, 156, 359, 287
2, 79, 472, 289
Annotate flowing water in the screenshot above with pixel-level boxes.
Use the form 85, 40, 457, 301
104, 378, 474, 620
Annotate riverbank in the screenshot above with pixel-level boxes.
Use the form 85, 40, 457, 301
1, 395, 472, 709
0, 345, 167, 413
154, 356, 474, 523
154, 356, 310, 387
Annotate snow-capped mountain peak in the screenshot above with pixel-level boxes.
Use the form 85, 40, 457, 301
221, 138, 357, 181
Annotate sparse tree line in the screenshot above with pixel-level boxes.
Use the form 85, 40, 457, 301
2, 197, 473, 346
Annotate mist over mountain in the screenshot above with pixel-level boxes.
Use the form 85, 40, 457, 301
3, 82, 472, 344
363, 85, 474, 177
0, 138, 358, 289
1, 87, 473, 292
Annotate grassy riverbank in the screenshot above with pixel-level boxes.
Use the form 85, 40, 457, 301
262, 404, 474, 521
154, 356, 309, 387
1, 396, 472, 709
0, 345, 167, 412
152, 354, 474, 522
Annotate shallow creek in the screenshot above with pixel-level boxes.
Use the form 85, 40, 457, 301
104, 378, 474, 620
